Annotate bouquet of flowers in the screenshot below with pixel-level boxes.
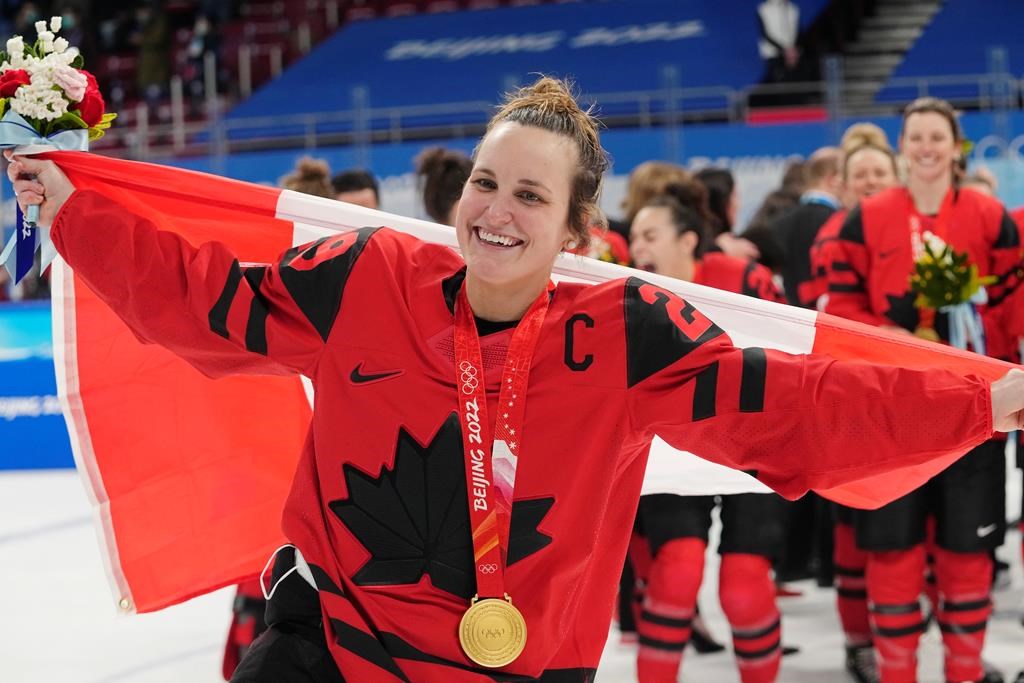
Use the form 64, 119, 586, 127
0, 17, 115, 140
909, 230, 994, 351
0, 16, 116, 282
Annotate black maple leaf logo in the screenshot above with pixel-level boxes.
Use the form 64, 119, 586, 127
884, 291, 919, 331
330, 413, 554, 599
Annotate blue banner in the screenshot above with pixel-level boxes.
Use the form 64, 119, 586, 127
0, 301, 73, 469
229, 0, 770, 121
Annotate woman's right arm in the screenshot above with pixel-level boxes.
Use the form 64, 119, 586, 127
9, 156, 365, 379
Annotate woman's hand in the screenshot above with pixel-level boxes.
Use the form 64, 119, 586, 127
991, 368, 1024, 432
715, 232, 761, 261
4, 152, 76, 228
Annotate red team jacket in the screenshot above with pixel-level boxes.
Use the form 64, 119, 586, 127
52, 190, 996, 682
696, 250, 786, 304
807, 209, 848, 309
826, 187, 1024, 361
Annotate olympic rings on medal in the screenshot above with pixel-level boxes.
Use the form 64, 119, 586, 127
460, 360, 479, 394
478, 563, 498, 574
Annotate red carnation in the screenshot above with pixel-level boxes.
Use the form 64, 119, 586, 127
75, 70, 105, 127
0, 69, 31, 98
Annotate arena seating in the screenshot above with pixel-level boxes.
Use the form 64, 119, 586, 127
223, 0, 832, 136
875, 0, 1024, 105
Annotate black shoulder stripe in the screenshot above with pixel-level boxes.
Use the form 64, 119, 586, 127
623, 276, 726, 388
838, 205, 866, 245
691, 361, 719, 421
739, 347, 767, 413
243, 266, 269, 355
740, 260, 760, 298
279, 227, 377, 342
831, 261, 855, 272
208, 259, 243, 339
994, 210, 1022, 249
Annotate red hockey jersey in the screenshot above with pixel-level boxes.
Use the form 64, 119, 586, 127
807, 209, 848, 309
695, 251, 785, 304
826, 187, 1024, 360
52, 190, 995, 681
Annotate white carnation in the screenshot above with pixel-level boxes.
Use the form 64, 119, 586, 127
49, 16, 62, 33
11, 74, 70, 121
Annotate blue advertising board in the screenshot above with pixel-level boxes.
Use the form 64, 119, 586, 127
0, 301, 74, 469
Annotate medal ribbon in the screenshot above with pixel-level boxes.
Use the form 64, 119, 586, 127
454, 281, 551, 599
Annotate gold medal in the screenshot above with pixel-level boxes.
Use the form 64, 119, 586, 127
458, 595, 527, 668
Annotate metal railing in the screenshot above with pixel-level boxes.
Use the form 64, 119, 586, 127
93, 68, 1024, 163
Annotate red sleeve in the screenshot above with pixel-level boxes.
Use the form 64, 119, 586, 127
824, 206, 890, 327
621, 278, 993, 501
51, 189, 375, 378
741, 259, 785, 304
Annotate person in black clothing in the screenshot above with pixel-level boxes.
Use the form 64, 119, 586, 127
768, 147, 842, 308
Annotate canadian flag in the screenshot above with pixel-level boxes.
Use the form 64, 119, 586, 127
42, 152, 1015, 614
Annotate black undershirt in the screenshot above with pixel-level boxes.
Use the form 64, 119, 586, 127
442, 269, 522, 336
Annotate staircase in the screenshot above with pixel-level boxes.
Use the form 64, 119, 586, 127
842, 0, 944, 113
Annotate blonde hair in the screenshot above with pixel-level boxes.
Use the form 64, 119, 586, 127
622, 161, 691, 223
484, 76, 610, 250
840, 123, 896, 179
280, 157, 334, 198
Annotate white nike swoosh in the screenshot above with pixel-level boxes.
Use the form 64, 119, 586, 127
976, 524, 998, 537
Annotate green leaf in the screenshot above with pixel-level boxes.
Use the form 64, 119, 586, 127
50, 110, 89, 130
87, 126, 105, 141
71, 54, 84, 69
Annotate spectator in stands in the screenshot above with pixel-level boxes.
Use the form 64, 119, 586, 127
130, 0, 171, 117
768, 147, 843, 307
14, 2, 42, 37
415, 146, 472, 226
332, 168, 379, 209
757, 0, 800, 83
186, 13, 221, 110
695, 167, 760, 261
